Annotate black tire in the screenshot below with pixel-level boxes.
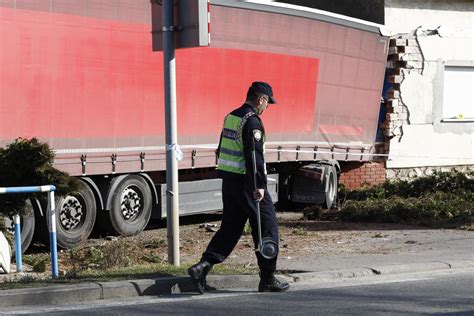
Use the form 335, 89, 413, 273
106, 175, 152, 236
324, 166, 338, 209
4, 199, 37, 254
53, 182, 97, 249
33, 197, 49, 245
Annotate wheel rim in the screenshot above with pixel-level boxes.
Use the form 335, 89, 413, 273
59, 195, 85, 231
120, 186, 143, 221
328, 172, 336, 200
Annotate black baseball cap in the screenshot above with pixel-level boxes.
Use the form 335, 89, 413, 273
248, 81, 277, 104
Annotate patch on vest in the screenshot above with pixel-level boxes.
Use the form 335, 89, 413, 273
253, 129, 263, 142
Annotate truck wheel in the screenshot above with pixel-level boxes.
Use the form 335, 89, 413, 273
107, 175, 152, 236
4, 199, 37, 254
324, 166, 338, 209
54, 182, 97, 249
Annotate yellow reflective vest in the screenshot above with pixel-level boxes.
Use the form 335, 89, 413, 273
217, 111, 256, 174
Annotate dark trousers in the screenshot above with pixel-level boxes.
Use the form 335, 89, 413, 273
203, 178, 279, 272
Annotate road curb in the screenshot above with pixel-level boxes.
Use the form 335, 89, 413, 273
0, 276, 201, 308
1, 260, 473, 308
0, 283, 103, 308
287, 268, 376, 283
285, 260, 474, 284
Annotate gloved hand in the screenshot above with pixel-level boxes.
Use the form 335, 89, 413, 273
254, 188, 264, 201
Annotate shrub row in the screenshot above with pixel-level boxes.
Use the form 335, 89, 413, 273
338, 170, 473, 227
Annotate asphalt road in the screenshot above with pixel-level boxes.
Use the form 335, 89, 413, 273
4, 269, 473, 315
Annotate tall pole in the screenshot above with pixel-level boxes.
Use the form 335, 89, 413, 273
162, 0, 180, 266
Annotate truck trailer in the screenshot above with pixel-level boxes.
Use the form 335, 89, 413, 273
0, 0, 389, 251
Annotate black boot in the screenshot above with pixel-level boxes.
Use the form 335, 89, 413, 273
258, 271, 290, 293
188, 260, 213, 294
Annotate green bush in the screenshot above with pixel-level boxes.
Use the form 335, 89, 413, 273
339, 170, 473, 227
339, 169, 473, 201
0, 138, 78, 218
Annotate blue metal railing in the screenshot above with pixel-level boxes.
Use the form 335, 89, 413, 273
0, 185, 58, 277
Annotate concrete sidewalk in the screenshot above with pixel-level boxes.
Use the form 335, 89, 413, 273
0, 226, 473, 308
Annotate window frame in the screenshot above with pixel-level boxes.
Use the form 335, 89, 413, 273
441, 63, 474, 122
433, 60, 474, 133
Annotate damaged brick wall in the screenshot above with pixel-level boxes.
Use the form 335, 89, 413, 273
338, 30, 433, 188
339, 31, 422, 189
339, 161, 386, 190
382, 32, 424, 143
380, 26, 474, 177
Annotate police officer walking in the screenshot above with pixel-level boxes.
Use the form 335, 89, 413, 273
188, 82, 289, 294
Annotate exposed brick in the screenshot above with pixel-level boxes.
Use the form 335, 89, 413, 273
386, 60, 406, 69
388, 46, 399, 55
388, 75, 403, 83
386, 113, 402, 120
388, 54, 403, 61
389, 46, 420, 54
391, 68, 403, 76
390, 38, 407, 46
391, 83, 401, 91
392, 106, 405, 113
400, 54, 423, 61
390, 53, 423, 62
405, 68, 422, 75
386, 99, 399, 107
339, 161, 386, 190
405, 61, 423, 69
387, 90, 400, 99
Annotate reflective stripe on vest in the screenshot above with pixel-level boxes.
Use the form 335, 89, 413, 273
217, 112, 255, 174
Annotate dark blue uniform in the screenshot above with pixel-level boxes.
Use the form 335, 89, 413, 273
202, 104, 279, 273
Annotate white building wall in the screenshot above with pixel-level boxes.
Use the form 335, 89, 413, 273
385, 1, 474, 34
384, 0, 474, 171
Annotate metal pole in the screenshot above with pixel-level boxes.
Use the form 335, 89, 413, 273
48, 191, 59, 277
162, 0, 180, 266
13, 214, 22, 272
251, 139, 263, 252
0, 185, 58, 276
